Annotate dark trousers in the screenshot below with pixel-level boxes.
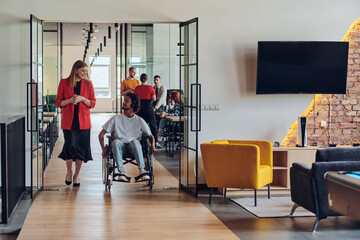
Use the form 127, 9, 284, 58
138, 100, 158, 143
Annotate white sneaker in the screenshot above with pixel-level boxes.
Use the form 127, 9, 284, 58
116, 171, 128, 181
139, 169, 150, 181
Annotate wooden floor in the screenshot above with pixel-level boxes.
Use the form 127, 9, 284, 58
18, 114, 238, 240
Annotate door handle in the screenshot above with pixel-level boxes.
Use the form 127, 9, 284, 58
27, 83, 31, 131
198, 83, 201, 132
190, 83, 201, 132
191, 84, 195, 132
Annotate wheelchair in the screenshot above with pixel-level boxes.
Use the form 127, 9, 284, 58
102, 135, 154, 191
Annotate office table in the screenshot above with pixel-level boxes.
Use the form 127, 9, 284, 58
43, 111, 57, 117
43, 116, 55, 157
326, 171, 360, 220
44, 112, 58, 139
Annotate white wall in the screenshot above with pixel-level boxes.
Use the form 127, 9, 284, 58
0, 11, 31, 185
1, 0, 360, 185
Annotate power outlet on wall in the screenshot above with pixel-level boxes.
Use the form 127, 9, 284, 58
320, 121, 327, 128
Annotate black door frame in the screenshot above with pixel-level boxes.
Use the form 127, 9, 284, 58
179, 17, 200, 197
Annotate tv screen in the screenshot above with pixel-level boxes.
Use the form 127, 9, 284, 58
256, 41, 349, 94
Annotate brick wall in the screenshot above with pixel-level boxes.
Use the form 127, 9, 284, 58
282, 18, 360, 147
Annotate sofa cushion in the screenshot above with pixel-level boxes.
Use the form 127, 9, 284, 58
316, 147, 360, 162
211, 139, 229, 144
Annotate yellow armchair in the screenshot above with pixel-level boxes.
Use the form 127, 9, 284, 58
200, 140, 273, 206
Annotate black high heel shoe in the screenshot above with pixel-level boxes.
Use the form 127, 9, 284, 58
65, 172, 72, 185
73, 176, 80, 187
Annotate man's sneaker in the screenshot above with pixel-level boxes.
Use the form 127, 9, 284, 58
115, 171, 128, 181
155, 143, 163, 149
139, 169, 150, 181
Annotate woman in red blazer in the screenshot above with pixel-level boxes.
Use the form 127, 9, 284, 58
56, 60, 96, 186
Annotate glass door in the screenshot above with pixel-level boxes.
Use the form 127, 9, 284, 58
117, 23, 128, 114
117, 23, 126, 114
28, 14, 44, 198
179, 18, 200, 196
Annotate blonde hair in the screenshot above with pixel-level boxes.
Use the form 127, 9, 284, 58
67, 60, 89, 87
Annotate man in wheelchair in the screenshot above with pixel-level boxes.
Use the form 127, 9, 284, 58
98, 93, 156, 182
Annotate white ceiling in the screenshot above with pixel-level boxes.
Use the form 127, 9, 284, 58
62, 23, 117, 46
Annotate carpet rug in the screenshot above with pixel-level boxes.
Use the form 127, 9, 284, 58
230, 196, 315, 218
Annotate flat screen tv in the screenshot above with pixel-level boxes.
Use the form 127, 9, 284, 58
256, 41, 349, 94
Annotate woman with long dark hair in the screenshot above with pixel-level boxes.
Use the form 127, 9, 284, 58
56, 60, 96, 186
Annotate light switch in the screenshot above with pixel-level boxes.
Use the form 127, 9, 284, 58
320, 121, 327, 128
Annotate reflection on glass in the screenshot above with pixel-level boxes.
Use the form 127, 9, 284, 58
38, 147, 43, 188
38, 23, 43, 64
31, 108, 38, 147
32, 63, 38, 80
32, 21, 37, 63
188, 150, 197, 189
38, 65, 43, 106
188, 23, 197, 65
180, 26, 185, 66
180, 148, 187, 185
32, 149, 38, 194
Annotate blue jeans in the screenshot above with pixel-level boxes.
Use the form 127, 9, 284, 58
111, 139, 145, 172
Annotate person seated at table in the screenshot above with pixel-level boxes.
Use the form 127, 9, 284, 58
157, 91, 184, 139
98, 93, 156, 182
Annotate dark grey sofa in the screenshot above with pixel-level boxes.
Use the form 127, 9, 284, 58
290, 147, 360, 231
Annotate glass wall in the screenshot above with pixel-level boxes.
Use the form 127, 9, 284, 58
131, 25, 154, 82
43, 23, 59, 96
129, 24, 179, 88
152, 24, 179, 89
30, 15, 43, 198
43, 23, 59, 114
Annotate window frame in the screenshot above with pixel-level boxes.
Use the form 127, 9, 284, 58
89, 56, 111, 98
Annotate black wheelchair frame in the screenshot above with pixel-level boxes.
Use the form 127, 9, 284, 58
102, 135, 154, 191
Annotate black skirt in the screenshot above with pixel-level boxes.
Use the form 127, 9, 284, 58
58, 128, 93, 162
58, 80, 92, 162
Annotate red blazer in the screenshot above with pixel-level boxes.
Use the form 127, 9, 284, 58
56, 78, 96, 130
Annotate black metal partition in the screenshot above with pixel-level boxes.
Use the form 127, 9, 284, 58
179, 18, 200, 197
0, 116, 26, 223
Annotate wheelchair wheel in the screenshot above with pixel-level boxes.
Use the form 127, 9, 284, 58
102, 157, 108, 185
147, 154, 154, 190
107, 179, 112, 191
150, 154, 154, 185
148, 179, 153, 190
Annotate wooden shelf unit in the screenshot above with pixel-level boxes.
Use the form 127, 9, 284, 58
271, 146, 318, 189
